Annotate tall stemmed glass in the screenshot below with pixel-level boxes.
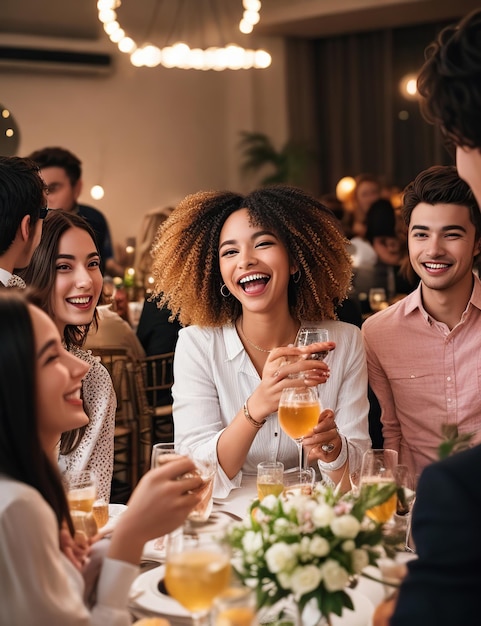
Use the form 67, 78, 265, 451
164, 527, 232, 626
278, 386, 321, 479
295, 326, 330, 360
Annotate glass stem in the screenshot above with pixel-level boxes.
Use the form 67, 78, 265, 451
192, 611, 210, 626
297, 440, 303, 480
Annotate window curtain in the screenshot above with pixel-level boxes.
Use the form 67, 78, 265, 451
285, 21, 455, 197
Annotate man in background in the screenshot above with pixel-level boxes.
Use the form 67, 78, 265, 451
0, 156, 46, 287
27, 146, 124, 277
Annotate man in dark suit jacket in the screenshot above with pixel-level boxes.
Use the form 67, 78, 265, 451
389, 443, 481, 625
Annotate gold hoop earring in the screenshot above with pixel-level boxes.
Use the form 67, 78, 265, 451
220, 284, 231, 297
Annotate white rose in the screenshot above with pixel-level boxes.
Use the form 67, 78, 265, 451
277, 571, 292, 590
290, 565, 323, 597
321, 559, 350, 591
242, 530, 263, 554
341, 540, 355, 553
310, 535, 330, 557
273, 518, 291, 536
298, 535, 311, 558
311, 504, 335, 528
265, 542, 298, 574
261, 494, 279, 510
351, 548, 369, 573
330, 514, 361, 539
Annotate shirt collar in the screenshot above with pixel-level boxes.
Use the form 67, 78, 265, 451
405, 272, 481, 319
0, 268, 13, 286
223, 324, 244, 360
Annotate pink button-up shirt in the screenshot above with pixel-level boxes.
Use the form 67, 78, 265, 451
362, 275, 481, 478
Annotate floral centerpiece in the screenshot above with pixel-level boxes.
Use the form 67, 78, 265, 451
224, 481, 396, 625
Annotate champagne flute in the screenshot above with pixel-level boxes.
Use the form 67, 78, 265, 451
359, 449, 398, 524
295, 326, 330, 360
164, 527, 232, 626
278, 386, 320, 476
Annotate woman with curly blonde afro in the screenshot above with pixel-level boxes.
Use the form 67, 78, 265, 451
150, 185, 370, 496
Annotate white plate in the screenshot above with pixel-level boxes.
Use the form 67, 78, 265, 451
98, 503, 128, 536
356, 566, 387, 607
142, 512, 234, 562
303, 589, 374, 626
129, 564, 191, 622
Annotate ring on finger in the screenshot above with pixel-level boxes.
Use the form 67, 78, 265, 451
321, 442, 335, 454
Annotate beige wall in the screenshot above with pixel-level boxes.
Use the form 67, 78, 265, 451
0, 35, 287, 254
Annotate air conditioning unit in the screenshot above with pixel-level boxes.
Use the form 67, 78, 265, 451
0, 45, 113, 76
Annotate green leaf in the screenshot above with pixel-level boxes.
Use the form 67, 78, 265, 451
438, 424, 474, 460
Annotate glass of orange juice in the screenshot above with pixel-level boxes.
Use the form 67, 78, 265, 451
257, 461, 284, 501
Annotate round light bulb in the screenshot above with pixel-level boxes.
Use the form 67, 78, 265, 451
91, 185, 105, 200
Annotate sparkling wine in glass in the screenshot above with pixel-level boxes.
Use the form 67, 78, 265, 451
165, 528, 232, 626
278, 386, 320, 474
360, 449, 398, 524
295, 326, 330, 360
256, 461, 284, 501
64, 470, 98, 538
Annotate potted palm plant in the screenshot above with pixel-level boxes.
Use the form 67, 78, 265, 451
238, 131, 314, 187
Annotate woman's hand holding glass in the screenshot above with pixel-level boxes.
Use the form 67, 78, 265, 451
151, 442, 216, 523
301, 408, 342, 465
119, 457, 203, 546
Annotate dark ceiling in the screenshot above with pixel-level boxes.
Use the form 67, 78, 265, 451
0, 0, 479, 44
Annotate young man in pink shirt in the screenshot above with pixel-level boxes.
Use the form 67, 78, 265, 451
362, 165, 481, 479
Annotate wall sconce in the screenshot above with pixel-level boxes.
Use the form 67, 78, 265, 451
336, 176, 356, 203
399, 73, 419, 100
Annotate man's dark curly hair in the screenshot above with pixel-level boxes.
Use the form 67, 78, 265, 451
417, 9, 481, 149
151, 184, 353, 327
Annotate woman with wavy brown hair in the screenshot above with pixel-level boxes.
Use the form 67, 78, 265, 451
21, 210, 115, 502
150, 184, 370, 496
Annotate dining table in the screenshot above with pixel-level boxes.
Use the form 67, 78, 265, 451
124, 476, 415, 625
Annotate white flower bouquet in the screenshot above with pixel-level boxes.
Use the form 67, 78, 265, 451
224, 481, 396, 621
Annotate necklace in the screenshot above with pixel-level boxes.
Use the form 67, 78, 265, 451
238, 320, 272, 353
238, 319, 300, 353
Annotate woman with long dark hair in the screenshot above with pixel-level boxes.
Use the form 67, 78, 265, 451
0, 289, 200, 624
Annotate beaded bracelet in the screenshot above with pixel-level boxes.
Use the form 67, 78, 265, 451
243, 399, 266, 429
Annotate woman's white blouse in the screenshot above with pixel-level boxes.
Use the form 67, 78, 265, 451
173, 319, 370, 498
0, 476, 138, 625
58, 348, 116, 502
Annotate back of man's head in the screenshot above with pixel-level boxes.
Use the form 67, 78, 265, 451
0, 156, 45, 256
417, 9, 481, 149
27, 146, 82, 186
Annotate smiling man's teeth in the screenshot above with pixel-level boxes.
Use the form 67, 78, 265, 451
239, 273, 269, 284
68, 297, 90, 304
424, 263, 449, 269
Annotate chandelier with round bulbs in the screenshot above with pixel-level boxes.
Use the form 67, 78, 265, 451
97, 0, 271, 70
